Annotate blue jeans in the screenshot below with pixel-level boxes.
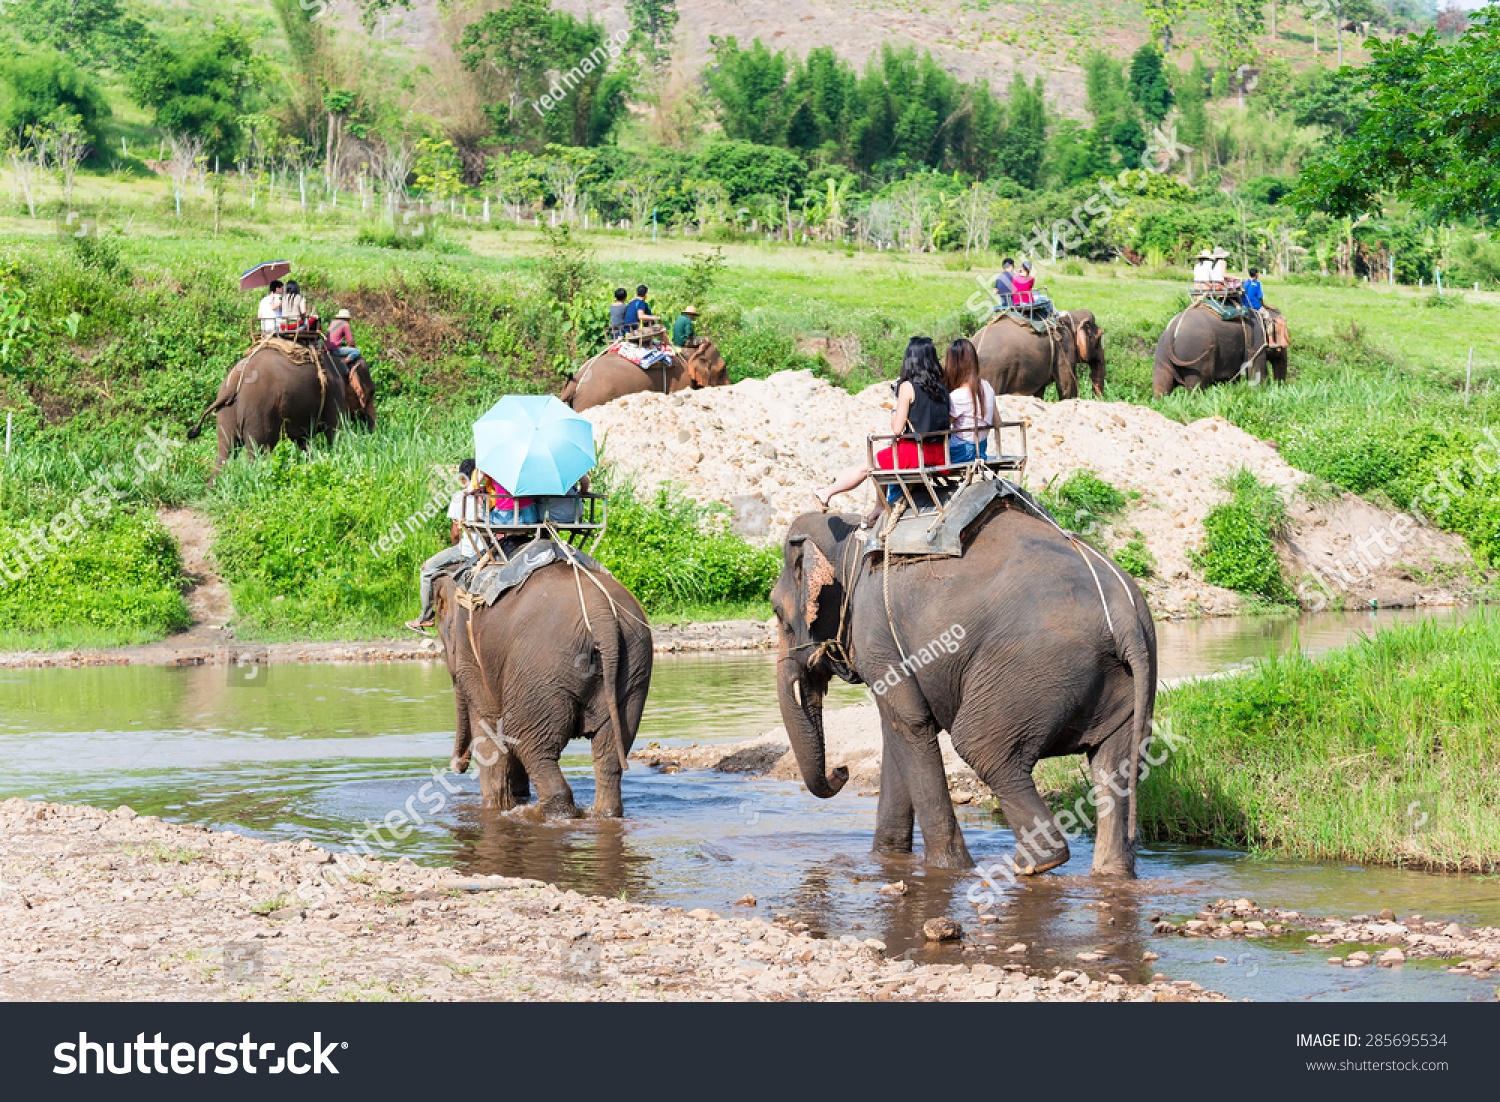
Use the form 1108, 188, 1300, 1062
949, 438, 977, 463
490, 502, 539, 525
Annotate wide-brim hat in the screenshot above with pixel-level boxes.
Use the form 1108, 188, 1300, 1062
1195, 250, 1214, 260
1212, 248, 1230, 259
334, 309, 352, 320
683, 306, 699, 315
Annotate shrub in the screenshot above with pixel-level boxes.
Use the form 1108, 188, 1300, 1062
1192, 468, 1294, 603
592, 479, 780, 611
1115, 530, 1156, 578
1041, 469, 1128, 533
0, 510, 187, 641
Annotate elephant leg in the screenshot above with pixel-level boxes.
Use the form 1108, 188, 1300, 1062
589, 732, 624, 819
1086, 730, 1138, 878
962, 718, 1071, 876
880, 711, 972, 869
469, 704, 529, 811
872, 728, 915, 855
508, 714, 581, 819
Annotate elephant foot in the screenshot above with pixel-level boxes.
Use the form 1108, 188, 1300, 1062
872, 831, 915, 856
1012, 854, 1069, 876
923, 842, 976, 871
589, 804, 624, 820
540, 796, 584, 820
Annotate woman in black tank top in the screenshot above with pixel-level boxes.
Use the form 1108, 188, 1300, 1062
814, 337, 953, 516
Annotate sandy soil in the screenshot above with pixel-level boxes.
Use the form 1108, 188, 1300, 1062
0, 798, 1228, 1003
584, 371, 1481, 618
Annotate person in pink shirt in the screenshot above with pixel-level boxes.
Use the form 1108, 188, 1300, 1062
1011, 260, 1036, 306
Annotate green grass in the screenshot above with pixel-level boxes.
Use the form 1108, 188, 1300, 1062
1, 181, 1499, 644
1037, 611, 1500, 872
1191, 468, 1295, 604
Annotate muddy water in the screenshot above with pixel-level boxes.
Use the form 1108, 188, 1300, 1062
0, 605, 1494, 1002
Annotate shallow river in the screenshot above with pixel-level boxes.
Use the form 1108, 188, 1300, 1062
1, 606, 1495, 1002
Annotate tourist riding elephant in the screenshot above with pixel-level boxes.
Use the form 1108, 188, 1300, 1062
187, 341, 376, 471
772, 506, 1156, 877
561, 340, 729, 411
433, 563, 653, 818
1152, 303, 1288, 396
973, 309, 1106, 399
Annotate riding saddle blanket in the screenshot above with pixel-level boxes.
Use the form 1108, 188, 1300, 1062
609, 340, 676, 371
453, 539, 609, 607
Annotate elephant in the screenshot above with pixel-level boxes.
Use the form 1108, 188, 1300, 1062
771, 505, 1157, 877
560, 340, 729, 411
1153, 303, 1288, 396
432, 562, 653, 818
187, 341, 376, 470
973, 309, 1106, 399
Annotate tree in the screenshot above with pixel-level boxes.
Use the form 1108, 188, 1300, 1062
45, 112, 88, 209
627, 0, 679, 72
128, 25, 262, 162
7, 0, 154, 72
1294, 11, 1500, 220
0, 48, 111, 146
994, 75, 1047, 189
5, 127, 45, 219
1127, 44, 1174, 123
488, 151, 543, 224
1199, 0, 1267, 70
704, 37, 790, 146
459, 1, 630, 149
1142, 0, 1191, 52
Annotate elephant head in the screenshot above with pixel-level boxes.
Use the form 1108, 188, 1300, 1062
770, 514, 856, 799
684, 341, 729, 388
1067, 310, 1107, 396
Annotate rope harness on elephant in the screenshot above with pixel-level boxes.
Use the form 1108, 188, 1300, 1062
454, 588, 501, 717
879, 501, 911, 663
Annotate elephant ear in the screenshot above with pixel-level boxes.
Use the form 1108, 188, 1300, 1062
1074, 318, 1092, 363
793, 537, 837, 630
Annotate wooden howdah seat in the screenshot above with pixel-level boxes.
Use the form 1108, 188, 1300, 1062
460, 490, 607, 560
867, 422, 1027, 520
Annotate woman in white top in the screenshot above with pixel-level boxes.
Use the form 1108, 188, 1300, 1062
944, 338, 995, 462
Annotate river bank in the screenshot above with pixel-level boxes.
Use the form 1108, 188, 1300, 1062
0, 798, 1224, 1003
0, 618, 776, 670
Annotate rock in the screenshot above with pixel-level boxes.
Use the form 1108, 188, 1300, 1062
1054, 970, 1080, 983
1378, 909, 1396, 922
1141, 951, 1159, 962
1378, 948, 1405, 966
923, 917, 963, 942
687, 908, 720, 921
1005, 942, 1027, 954
113, 806, 138, 820
733, 893, 757, 907
1076, 951, 1105, 962
1105, 973, 1124, 985
1213, 956, 1228, 964
1443, 923, 1463, 938
972, 982, 999, 998
878, 881, 908, 896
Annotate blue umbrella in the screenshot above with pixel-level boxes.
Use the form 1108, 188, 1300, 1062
473, 395, 596, 497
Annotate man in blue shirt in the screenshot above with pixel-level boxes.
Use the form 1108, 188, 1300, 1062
993, 258, 1016, 309
622, 284, 658, 334
1243, 268, 1265, 311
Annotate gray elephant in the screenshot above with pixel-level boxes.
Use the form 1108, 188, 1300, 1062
187, 342, 376, 470
973, 309, 1106, 399
772, 506, 1156, 877
1153, 303, 1288, 395
432, 563, 653, 818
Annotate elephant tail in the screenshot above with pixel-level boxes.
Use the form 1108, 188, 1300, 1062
186, 395, 229, 441
1115, 603, 1156, 864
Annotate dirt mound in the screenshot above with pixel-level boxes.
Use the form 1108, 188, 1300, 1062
584, 371, 1478, 617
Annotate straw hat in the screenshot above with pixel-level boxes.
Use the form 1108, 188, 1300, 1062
1212, 248, 1230, 260
682, 305, 699, 315
1195, 249, 1213, 260
334, 309, 352, 320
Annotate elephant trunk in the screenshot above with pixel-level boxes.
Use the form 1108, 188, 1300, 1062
777, 652, 848, 799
